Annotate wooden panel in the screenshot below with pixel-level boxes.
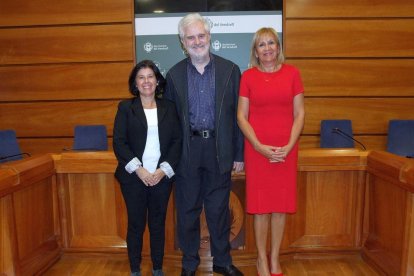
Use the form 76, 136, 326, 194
0, 63, 132, 101
286, 171, 363, 248
287, 59, 414, 97
286, 0, 414, 18
53, 151, 368, 255
0, 195, 16, 276
298, 149, 367, 170
285, 19, 414, 57
405, 194, 414, 276
364, 176, 406, 275
1, 98, 413, 138
18, 138, 114, 156
0, 169, 19, 198
299, 135, 388, 151
63, 173, 126, 248
0, 24, 133, 65
0, 101, 118, 137
54, 152, 117, 173
13, 179, 55, 259
0, 0, 132, 27
363, 151, 414, 275
304, 98, 414, 135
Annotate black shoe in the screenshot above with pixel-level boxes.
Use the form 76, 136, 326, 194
181, 268, 196, 276
213, 264, 243, 276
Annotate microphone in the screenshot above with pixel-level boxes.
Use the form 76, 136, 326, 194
0, 152, 31, 161
332, 128, 367, 150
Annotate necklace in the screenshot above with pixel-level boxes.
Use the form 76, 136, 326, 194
259, 64, 281, 82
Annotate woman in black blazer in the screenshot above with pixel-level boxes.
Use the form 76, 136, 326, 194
113, 60, 182, 276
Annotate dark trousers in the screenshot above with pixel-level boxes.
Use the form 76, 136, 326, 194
176, 136, 232, 270
120, 176, 172, 272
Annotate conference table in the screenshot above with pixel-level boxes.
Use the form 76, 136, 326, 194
1, 149, 413, 275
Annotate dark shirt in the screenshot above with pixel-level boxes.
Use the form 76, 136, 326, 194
187, 56, 215, 131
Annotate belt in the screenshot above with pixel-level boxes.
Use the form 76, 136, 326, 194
191, 129, 215, 138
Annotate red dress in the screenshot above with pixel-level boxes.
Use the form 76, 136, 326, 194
239, 64, 304, 214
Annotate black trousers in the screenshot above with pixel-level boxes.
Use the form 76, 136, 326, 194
120, 175, 172, 272
176, 136, 232, 270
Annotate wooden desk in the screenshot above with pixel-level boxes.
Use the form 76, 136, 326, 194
0, 155, 59, 276
363, 151, 414, 275
52, 149, 368, 258
9, 149, 411, 275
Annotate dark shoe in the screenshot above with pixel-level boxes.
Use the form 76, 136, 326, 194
213, 264, 243, 276
181, 268, 196, 276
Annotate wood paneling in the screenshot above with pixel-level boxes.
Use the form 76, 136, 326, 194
285, 170, 364, 249
0, 24, 133, 65
286, 0, 414, 18
0, 195, 16, 276
299, 135, 387, 151
0, 101, 118, 137
18, 138, 114, 156
54, 152, 117, 174
58, 172, 125, 250
304, 98, 414, 135
2, 98, 413, 139
0, 155, 60, 276
363, 151, 414, 275
0, 0, 132, 27
13, 179, 56, 259
0, 63, 132, 102
288, 59, 414, 97
54, 150, 367, 256
285, 19, 414, 58
407, 194, 414, 276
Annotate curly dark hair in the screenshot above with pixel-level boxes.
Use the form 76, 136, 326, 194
128, 60, 166, 98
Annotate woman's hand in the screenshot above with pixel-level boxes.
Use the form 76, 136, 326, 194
151, 169, 166, 186
255, 143, 279, 160
136, 167, 154, 186
269, 145, 292, 163
136, 167, 166, 186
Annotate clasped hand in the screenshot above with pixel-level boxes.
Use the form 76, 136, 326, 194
256, 144, 289, 163
136, 167, 165, 186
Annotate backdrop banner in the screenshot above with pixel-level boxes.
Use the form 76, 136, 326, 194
135, 11, 282, 75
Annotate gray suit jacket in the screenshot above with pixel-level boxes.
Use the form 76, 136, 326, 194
164, 54, 243, 174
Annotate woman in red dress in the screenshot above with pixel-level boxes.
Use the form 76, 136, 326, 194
237, 28, 305, 276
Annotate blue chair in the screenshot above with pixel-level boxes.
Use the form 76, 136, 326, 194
320, 120, 355, 148
386, 120, 414, 157
72, 125, 108, 151
0, 130, 23, 163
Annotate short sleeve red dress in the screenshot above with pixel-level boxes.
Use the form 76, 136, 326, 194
239, 64, 304, 214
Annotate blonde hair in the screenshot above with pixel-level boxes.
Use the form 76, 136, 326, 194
249, 27, 285, 68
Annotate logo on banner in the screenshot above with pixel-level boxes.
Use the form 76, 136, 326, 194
143, 41, 169, 53
212, 40, 222, 51
144, 42, 153, 53
212, 40, 238, 52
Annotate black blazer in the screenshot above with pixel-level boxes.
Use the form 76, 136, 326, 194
164, 54, 243, 174
113, 97, 182, 184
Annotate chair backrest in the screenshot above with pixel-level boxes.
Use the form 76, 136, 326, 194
386, 120, 414, 157
320, 120, 354, 148
73, 125, 108, 151
0, 130, 23, 163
